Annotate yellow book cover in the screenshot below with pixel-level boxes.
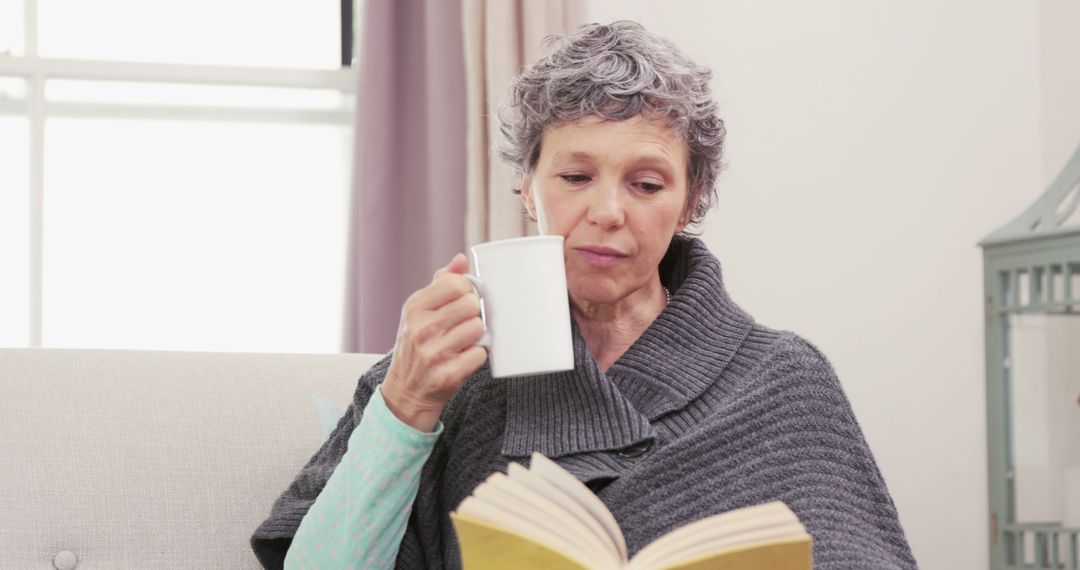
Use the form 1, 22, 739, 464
450, 453, 813, 570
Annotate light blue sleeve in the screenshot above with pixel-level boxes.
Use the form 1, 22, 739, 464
284, 385, 443, 570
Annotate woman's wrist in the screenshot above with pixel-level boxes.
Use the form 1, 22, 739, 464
379, 382, 443, 433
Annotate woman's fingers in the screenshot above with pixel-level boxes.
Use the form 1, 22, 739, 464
414, 274, 475, 313
430, 314, 486, 357
425, 343, 487, 394
380, 252, 486, 431
396, 316, 486, 406
440, 253, 470, 276
431, 253, 468, 283
405, 283, 480, 345
442, 345, 488, 384
433, 289, 483, 330
407, 297, 483, 366
413, 254, 474, 312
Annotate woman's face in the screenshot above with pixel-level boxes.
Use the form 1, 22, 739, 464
521, 114, 690, 306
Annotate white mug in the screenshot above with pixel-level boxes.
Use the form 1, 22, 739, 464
464, 235, 574, 378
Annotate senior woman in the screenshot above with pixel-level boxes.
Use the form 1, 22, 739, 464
253, 21, 917, 570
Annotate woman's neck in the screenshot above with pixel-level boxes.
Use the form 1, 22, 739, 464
571, 279, 667, 372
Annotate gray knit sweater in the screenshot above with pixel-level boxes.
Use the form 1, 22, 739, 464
252, 236, 918, 569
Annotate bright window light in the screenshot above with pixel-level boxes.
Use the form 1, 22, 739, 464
42, 118, 351, 352
38, 0, 340, 69
0, 116, 30, 347
0, 76, 27, 99
0, 0, 24, 56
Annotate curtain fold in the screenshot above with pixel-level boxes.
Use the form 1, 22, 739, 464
463, 0, 586, 247
343, 0, 584, 353
343, 0, 468, 353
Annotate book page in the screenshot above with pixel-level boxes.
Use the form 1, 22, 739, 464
529, 452, 628, 561
660, 537, 812, 570
626, 502, 807, 569
506, 462, 623, 564
631, 511, 799, 567
454, 495, 593, 568
478, 472, 618, 568
450, 511, 592, 570
633, 522, 810, 569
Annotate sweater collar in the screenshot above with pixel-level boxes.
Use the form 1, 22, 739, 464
606, 236, 756, 420
500, 236, 755, 460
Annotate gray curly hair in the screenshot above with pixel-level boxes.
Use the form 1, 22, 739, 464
497, 20, 726, 229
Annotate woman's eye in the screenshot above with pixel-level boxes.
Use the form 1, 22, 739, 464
637, 182, 664, 193
560, 174, 591, 184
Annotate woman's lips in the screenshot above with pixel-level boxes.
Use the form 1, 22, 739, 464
575, 246, 628, 268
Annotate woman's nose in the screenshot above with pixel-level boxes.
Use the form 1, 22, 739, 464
585, 183, 625, 229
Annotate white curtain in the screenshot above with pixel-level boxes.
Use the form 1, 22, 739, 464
462, 0, 586, 246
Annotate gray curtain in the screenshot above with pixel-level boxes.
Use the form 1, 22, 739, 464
343, 0, 467, 353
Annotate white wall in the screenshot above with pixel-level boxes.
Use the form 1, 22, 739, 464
1039, 0, 1080, 185
583, 2, 1053, 569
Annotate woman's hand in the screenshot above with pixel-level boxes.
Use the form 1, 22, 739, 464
380, 253, 488, 432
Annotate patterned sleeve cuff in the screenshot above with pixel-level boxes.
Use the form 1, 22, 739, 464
346, 384, 444, 453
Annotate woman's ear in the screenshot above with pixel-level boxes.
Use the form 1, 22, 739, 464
675, 199, 692, 234
519, 173, 537, 221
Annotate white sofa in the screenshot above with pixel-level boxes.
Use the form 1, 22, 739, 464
0, 348, 384, 570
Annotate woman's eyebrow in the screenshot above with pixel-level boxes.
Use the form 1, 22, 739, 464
549, 151, 675, 169
632, 155, 674, 167
549, 150, 596, 164
630, 155, 677, 176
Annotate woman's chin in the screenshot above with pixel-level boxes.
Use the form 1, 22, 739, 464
568, 282, 625, 307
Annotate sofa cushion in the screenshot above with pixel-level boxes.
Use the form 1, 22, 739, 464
0, 348, 384, 569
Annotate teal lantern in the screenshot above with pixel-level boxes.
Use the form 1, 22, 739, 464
980, 143, 1080, 569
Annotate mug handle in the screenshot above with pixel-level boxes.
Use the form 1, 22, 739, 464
462, 274, 492, 348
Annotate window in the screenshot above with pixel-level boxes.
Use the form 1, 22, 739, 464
0, 0, 357, 352
36, 0, 340, 68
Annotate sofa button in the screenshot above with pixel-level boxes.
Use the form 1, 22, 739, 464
53, 551, 78, 570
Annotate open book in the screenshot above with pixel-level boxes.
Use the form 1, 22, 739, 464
450, 453, 812, 570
